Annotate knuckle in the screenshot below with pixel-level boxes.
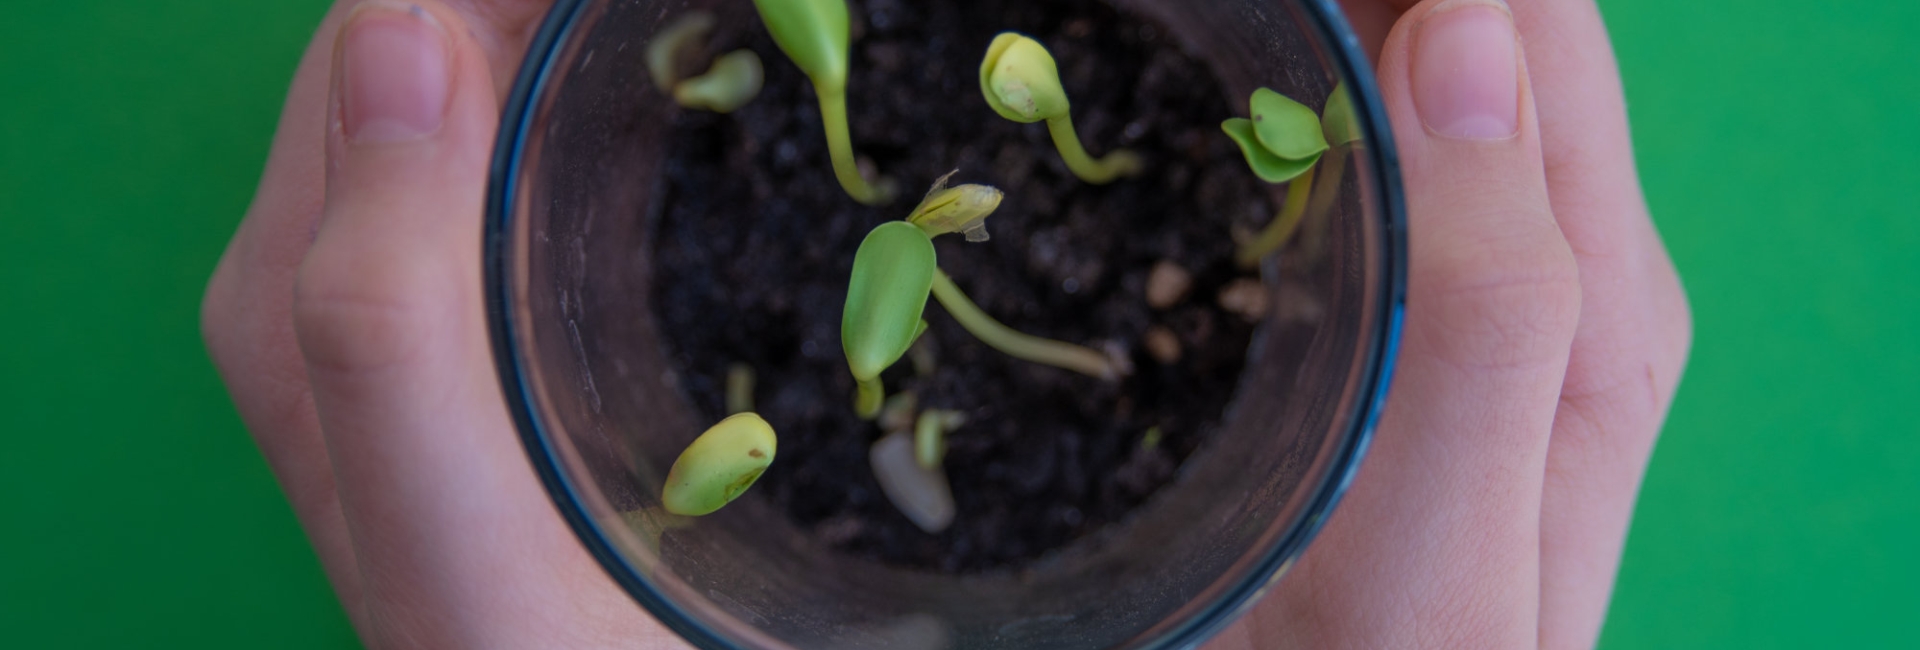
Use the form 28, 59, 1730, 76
292, 253, 442, 379
1418, 218, 1583, 371
1555, 253, 1695, 448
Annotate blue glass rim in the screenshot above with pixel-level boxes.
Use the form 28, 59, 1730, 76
484, 1, 1407, 648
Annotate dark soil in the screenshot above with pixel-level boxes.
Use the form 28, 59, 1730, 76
650, 0, 1269, 572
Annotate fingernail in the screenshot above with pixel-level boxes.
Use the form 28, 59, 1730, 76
339, 3, 450, 143
1412, 1, 1519, 140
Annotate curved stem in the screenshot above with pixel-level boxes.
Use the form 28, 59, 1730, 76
929, 270, 1119, 380
817, 87, 896, 205
1235, 163, 1318, 269
855, 376, 885, 420
1045, 117, 1143, 185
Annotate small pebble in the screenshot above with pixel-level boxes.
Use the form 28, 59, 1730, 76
1144, 326, 1182, 364
1145, 261, 1193, 309
1218, 278, 1270, 322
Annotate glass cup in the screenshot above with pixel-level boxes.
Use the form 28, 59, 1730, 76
485, 0, 1405, 647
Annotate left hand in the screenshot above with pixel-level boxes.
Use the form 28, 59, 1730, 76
202, 2, 684, 647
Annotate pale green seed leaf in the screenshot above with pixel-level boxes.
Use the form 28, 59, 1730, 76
750, 0, 850, 91
1322, 81, 1362, 146
662, 413, 778, 516
980, 33, 1070, 123
646, 11, 715, 91
673, 50, 765, 113
908, 178, 1003, 241
843, 222, 937, 381
1223, 118, 1321, 183
1250, 87, 1329, 160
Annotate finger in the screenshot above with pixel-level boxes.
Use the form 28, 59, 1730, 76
1239, 1, 1579, 646
294, 3, 669, 646
201, 2, 367, 626
1503, 2, 1693, 647
443, 0, 553, 100
1336, 0, 1409, 62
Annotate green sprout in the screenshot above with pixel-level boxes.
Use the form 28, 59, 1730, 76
1223, 87, 1328, 268
980, 33, 1144, 185
1225, 85, 1364, 269
1297, 82, 1364, 265
647, 12, 764, 114
842, 178, 1122, 417
750, 0, 898, 205
878, 390, 920, 433
914, 409, 966, 470
842, 222, 937, 419
907, 172, 1003, 242
661, 413, 778, 516
675, 51, 765, 113
647, 12, 715, 91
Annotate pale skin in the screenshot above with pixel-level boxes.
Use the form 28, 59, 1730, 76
201, 1, 1689, 648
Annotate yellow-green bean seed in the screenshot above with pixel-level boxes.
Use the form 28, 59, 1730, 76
662, 413, 778, 516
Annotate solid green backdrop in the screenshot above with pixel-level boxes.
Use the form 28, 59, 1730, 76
0, 1, 1912, 647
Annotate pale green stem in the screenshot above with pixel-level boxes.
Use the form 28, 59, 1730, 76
930, 270, 1118, 380
622, 506, 694, 555
818, 86, 896, 206
914, 411, 947, 470
1236, 163, 1318, 269
725, 363, 755, 415
1297, 145, 1350, 268
855, 376, 886, 420
1045, 117, 1143, 185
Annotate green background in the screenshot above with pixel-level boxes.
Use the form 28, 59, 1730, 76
1, 1, 1912, 647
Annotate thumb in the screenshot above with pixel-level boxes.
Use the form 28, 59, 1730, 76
1245, 0, 1580, 647
293, 2, 658, 646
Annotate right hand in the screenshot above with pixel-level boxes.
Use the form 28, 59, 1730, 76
1209, 1, 1691, 648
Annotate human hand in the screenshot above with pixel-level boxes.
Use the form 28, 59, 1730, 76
204, 0, 1687, 648
201, 1, 682, 647
1209, 0, 1691, 648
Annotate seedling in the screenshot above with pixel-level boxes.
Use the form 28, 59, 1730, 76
1223, 87, 1328, 268
842, 221, 937, 418
914, 409, 966, 470
751, 0, 898, 205
1224, 85, 1364, 268
661, 413, 778, 516
980, 33, 1144, 185
842, 178, 1122, 418
647, 12, 765, 114
647, 12, 715, 91
878, 391, 920, 433
674, 51, 766, 113
1298, 82, 1364, 264
906, 172, 1002, 242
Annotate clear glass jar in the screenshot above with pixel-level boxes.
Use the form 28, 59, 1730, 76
485, 1, 1406, 647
